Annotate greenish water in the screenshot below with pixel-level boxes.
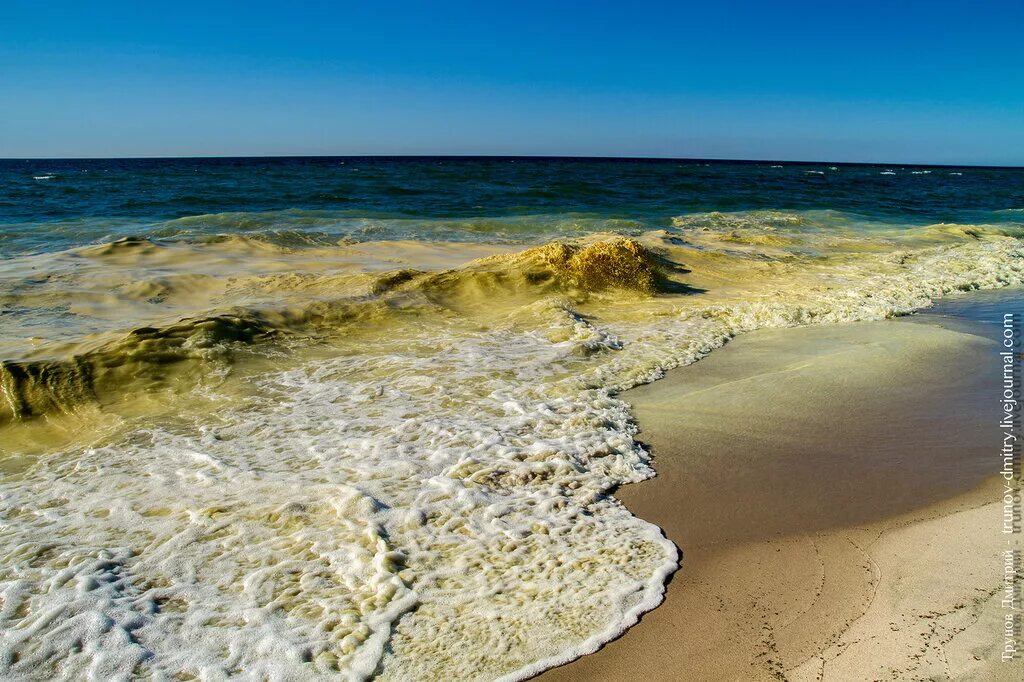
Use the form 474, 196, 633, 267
2, 157, 1022, 255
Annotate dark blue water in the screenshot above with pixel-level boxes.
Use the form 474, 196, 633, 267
2, 157, 1023, 256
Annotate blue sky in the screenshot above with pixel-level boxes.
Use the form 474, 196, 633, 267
1, 0, 1022, 163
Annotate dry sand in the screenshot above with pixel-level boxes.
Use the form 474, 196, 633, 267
540, 317, 1021, 681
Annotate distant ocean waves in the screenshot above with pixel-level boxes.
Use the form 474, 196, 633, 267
0, 209, 657, 257
3, 157, 1024, 256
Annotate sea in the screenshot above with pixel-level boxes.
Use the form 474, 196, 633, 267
1, 157, 1023, 680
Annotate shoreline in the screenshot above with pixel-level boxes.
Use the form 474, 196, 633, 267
540, 295, 1022, 680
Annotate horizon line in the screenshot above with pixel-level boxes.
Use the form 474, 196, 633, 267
1, 153, 1022, 170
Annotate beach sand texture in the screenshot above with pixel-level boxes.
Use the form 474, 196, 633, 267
542, 317, 1022, 681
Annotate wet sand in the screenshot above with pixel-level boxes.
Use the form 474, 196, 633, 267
541, 310, 1021, 680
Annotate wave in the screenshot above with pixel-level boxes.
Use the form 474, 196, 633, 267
672, 210, 814, 230
0, 315, 274, 422
374, 237, 675, 299
151, 210, 648, 248
0, 210, 651, 259
0, 238, 674, 423
3, 221, 1022, 425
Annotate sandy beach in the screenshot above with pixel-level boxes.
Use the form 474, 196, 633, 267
542, 309, 1021, 681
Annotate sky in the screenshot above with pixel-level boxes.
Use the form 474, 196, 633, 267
1, 0, 1022, 164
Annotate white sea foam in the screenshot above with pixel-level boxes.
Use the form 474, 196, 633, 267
0, 303, 677, 680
